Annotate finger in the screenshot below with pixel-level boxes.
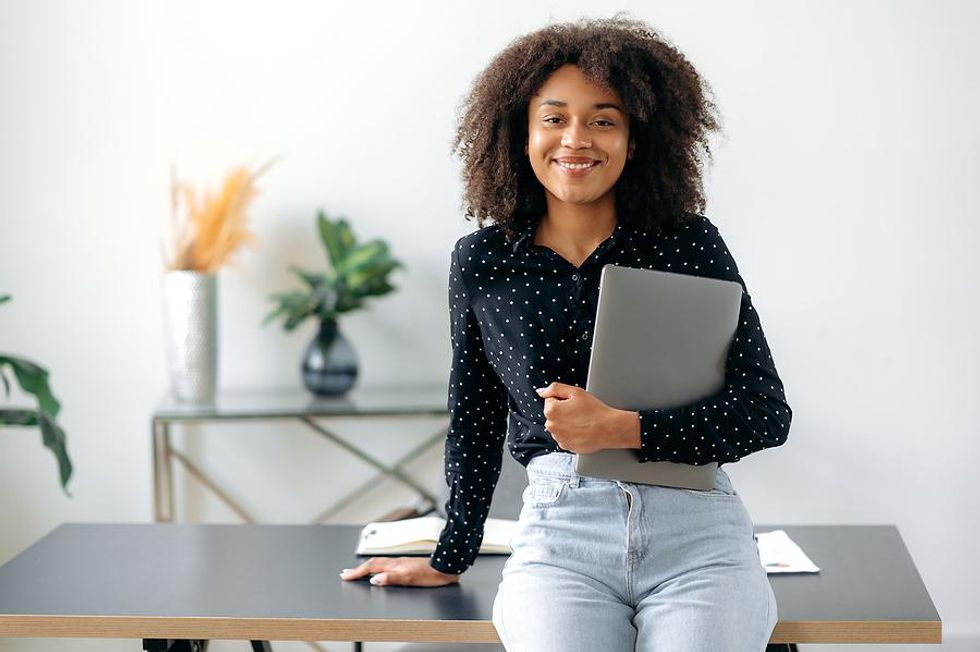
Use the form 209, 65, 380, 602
370, 571, 391, 586
339, 557, 380, 580
543, 398, 564, 418
542, 398, 553, 416
538, 386, 573, 401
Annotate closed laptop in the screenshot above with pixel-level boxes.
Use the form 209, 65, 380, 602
575, 264, 743, 489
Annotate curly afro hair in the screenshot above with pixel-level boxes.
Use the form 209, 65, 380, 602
451, 13, 722, 244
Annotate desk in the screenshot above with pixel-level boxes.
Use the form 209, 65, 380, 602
0, 523, 940, 650
152, 384, 449, 523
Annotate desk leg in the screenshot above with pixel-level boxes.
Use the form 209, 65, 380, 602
153, 419, 174, 523
143, 639, 211, 651
143, 639, 271, 651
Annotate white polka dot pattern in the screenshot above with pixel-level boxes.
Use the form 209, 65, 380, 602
429, 214, 792, 575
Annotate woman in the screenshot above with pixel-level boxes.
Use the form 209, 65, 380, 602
341, 14, 792, 651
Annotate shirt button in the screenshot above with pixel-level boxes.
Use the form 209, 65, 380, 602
581, 332, 589, 341
571, 274, 579, 281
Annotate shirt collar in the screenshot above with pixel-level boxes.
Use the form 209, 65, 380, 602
511, 217, 633, 255
511, 219, 538, 254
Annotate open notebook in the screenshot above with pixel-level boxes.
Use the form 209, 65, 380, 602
355, 516, 519, 556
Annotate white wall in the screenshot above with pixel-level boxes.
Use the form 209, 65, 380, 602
1, 1, 977, 650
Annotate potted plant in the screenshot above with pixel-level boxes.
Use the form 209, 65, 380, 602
263, 210, 404, 396
0, 294, 72, 495
161, 162, 271, 403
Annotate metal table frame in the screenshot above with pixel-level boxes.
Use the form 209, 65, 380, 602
151, 385, 450, 525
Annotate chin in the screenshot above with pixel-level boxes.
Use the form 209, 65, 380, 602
551, 184, 613, 202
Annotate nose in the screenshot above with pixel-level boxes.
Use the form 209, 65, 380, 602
560, 121, 592, 148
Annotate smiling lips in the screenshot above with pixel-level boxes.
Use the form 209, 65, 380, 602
553, 157, 601, 176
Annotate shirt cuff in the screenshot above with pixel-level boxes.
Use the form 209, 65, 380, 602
635, 406, 718, 465
429, 521, 483, 575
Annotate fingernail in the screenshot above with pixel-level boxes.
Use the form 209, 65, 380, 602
535, 387, 546, 394
339, 569, 351, 576
370, 575, 381, 585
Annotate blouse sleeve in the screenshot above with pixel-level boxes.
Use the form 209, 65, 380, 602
635, 218, 793, 465
429, 243, 510, 574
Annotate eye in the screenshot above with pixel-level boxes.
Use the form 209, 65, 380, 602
542, 116, 616, 127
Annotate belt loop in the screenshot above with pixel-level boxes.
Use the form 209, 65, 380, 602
569, 454, 581, 487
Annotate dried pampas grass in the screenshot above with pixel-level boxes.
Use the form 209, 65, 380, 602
163, 160, 274, 273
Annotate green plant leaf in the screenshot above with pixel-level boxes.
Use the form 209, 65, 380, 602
317, 211, 356, 272
346, 259, 402, 294
312, 283, 337, 312
0, 367, 9, 397
288, 265, 326, 290
361, 278, 397, 297
336, 219, 355, 259
260, 304, 288, 327
283, 309, 312, 331
0, 294, 10, 305
0, 408, 38, 426
38, 411, 73, 496
276, 213, 402, 321
0, 355, 60, 418
264, 290, 318, 331
0, 408, 73, 496
336, 240, 388, 276
316, 210, 339, 269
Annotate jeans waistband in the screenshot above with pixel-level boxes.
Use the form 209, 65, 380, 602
526, 450, 731, 490
525, 451, 591, 487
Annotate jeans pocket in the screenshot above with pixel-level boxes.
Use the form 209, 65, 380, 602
679, 486, 739, 499
677, 469, 738, 499
522, 475, 570, 507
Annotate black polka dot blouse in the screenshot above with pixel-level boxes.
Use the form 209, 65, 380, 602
429, 214, 792, 575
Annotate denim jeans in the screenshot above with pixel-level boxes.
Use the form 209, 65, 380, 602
491, 451, 777, 651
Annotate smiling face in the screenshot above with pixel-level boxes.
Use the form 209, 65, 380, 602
526, 64, 632, 209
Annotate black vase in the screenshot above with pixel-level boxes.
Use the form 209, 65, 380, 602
301, 319, 358, 396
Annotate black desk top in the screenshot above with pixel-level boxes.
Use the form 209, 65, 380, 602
0, 523, 941, 644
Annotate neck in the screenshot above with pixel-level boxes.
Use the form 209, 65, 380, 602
534, 193, 617, 254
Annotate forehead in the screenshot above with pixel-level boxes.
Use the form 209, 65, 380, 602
530, 64, 623, 109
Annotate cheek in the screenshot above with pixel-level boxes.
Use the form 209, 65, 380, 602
526, 135, 554, 179
607, 134, 630, 159
527, 131, 550, 158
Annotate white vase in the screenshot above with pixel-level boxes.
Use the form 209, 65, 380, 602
162, 271, 218, 403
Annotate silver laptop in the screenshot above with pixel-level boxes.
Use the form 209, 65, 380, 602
575, 264, 743, 490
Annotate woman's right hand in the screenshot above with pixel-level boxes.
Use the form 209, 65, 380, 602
339, 556, 462, 587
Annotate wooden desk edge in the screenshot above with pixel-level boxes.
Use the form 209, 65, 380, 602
0, 615, 941, 644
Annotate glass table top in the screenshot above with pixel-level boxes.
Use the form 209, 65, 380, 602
153, 383, 449, 421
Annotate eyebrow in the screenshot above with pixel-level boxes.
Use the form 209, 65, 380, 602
537, 99, 624, 113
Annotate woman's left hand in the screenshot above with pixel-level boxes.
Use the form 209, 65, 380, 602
535, 382, 631, 454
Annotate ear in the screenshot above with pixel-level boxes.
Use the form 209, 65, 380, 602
524, 142, 529, 155
627, 140, 635, 161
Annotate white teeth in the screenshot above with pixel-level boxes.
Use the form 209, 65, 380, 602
557, 161, 596, 170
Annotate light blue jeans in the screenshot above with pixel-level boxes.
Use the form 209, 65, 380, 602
491, 451, 777, 651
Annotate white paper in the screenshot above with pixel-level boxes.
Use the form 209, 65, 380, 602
355, 516, 519, 555
755, 529, 820, 573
